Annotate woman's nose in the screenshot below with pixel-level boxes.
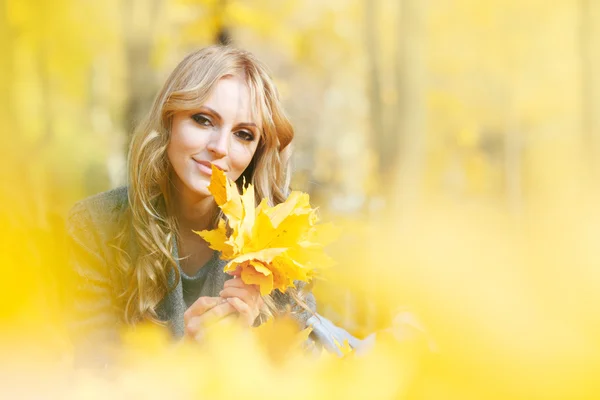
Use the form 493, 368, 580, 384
206, 128, 228, 158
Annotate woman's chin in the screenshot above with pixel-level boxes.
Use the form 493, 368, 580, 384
176, 179, 212, 200
190, 184, 212, 198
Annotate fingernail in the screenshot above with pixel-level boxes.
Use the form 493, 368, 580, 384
219, 290, 223, 296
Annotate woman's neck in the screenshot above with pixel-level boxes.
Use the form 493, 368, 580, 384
170, 189, 217, 276
172, 190, 216, 232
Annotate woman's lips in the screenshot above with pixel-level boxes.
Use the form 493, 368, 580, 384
193, 159, 225, 176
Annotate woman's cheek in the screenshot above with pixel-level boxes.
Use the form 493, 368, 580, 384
181, 128, 208, 150
229, 143, 256, 168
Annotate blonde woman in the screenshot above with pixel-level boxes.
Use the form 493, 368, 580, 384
67, 46, 329, 364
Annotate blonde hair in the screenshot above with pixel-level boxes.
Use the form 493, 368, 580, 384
114, 46, 304, 325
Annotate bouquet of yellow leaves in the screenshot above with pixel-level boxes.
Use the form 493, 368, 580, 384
195, 165, 336, 296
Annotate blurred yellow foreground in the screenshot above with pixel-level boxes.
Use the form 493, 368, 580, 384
2, 0, 600, 398
1, 142, 599, 399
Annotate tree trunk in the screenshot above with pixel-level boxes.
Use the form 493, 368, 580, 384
122, 0, 163, 135
0, 0, 15, 146
392, 0, 427, 219
580, 0, 600, 178
364, 0, 385, 177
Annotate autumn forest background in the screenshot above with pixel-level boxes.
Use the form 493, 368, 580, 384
1, 0, 600, 399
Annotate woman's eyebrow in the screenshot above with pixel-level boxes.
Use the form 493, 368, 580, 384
198, 106, 257, 129
236, 122, 258, 130
198, 106, 222, 122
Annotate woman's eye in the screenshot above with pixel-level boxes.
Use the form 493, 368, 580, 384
235, 130, 255, 142
191, 113, 212, 126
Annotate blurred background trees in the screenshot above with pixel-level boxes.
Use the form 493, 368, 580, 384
4, 0, 599, 215
4, 0, 600, 331
3, 0, 600, 313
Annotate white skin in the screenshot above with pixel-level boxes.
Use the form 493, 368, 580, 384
167, 75, 264, 340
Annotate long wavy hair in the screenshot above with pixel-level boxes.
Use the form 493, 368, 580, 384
113, 46, 305, 325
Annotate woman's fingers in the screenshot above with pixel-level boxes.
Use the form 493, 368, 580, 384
185, 279, 264, 338
184, 296, 222, 325
226, 297, 258, 326
223, 276, 251, 289
222, 276, 262, 305
227, 266, 241, 278
220, 277, 264, 326
185, 301, 236, 338
219, 286, 258, 307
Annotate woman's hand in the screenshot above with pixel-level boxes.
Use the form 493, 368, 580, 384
219, 276, 264, 326
184, 277, 263, 342
184, 296, 236, 341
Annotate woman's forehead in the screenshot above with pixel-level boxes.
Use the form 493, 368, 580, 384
200, 75, 264, 128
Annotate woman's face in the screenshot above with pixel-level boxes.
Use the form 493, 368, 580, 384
167, 75, 261, 200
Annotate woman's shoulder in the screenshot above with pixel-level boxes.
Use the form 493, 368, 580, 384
69, 186, 128, 218
67, 186, 129, 235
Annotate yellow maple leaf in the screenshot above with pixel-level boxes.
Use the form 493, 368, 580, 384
208, 164, 243, 226
262, 191, 312, 227
239, 260, 274, 296
207, 165, 229, 207
194, 219, 234, 259
196, 166, 336, 296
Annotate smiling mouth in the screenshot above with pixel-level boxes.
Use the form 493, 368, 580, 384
193, 159, 225, 175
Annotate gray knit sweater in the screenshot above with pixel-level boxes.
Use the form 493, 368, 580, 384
67, 187, 316, 362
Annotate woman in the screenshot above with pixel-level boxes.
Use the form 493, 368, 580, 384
67, 46, 319, 363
